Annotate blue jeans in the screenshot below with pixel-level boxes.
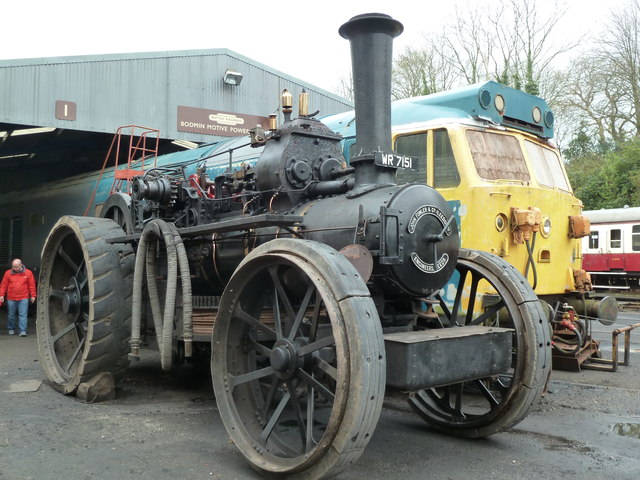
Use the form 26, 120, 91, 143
7, 299, 29, 333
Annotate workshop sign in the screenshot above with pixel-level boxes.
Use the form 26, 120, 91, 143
177, 106, 269, 137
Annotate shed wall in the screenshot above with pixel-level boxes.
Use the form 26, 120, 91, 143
0, 49, 352, 142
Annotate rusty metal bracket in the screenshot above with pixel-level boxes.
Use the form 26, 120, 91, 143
582, 322, 640, 372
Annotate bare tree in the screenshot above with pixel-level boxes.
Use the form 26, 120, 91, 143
335, 73, 354, 102
561, 0, 640, 143
600, 0, 640, 136
391, 0, 580, 99
392, 43, 457, 99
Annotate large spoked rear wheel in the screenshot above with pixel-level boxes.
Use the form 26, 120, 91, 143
212, 239, 385, 479
37, 216, 135, 395
409, 248, 551, 438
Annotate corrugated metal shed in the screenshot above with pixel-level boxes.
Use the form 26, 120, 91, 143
0, 49, 352, 143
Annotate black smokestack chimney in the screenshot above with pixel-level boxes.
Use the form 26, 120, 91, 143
339, 13, 403, 187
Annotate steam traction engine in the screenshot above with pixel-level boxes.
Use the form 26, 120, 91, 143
35, 14, 550, 479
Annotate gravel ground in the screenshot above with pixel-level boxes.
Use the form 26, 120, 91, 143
0, 313, 638, 480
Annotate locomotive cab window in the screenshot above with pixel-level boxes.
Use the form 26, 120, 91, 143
433, 129, 460, 188
588, 231, 600, 249
610, 229, 622, 249
524, 140, 571, 191
394, 129, 460, 187
467, 130, 530, 182
633, 225, 640, 251
395, 133, 427, 184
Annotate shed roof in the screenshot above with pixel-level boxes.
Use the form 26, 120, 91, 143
0, 49, 352, 189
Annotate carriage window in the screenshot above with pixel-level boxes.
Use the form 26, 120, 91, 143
394, 133, 427, 184
433, 129, 460, 188
610, 229, 622, 249
632, 225, 640, 251
588, 231, 599, 249
524, 140, 571, 192
467, 130, 530, 181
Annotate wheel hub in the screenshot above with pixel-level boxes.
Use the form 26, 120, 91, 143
61, 277, 81, 317
270, 340, 298, 379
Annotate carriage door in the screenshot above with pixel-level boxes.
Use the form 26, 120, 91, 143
607, 228, 624, 270
629, 224, 640, 271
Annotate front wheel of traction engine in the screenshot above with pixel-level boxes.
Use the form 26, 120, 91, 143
212, 239, 385, 479
37, 216, 135, 395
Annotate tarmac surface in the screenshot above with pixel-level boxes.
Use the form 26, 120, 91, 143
0, 311, 639, 480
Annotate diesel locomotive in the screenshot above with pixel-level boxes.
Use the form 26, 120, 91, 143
320, 80, 619, 369
35, 13, 550, 479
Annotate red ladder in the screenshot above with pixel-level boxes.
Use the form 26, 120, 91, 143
84, 125, 160, 216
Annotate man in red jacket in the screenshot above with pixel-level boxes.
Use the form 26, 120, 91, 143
0, 259, 36, 336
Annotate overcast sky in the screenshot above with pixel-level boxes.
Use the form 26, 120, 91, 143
0, 0, 627, 93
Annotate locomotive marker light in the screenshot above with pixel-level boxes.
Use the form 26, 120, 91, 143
532, 105, 542, 123
494, 93, 505, 114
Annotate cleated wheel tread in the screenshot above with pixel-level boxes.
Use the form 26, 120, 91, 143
37, 215, 134, 395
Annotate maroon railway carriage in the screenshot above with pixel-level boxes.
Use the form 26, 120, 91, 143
583, 207, 640, 289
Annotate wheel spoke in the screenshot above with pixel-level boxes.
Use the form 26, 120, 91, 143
297, 334, 335, 356
50, 288, 66, 299
229, 365, 276, 389
450, 269, 468, 326
465, 274, 480, 325
260, 390, 291, 444
286, 381, 308, 452
248, 336, 273, 357
234, 305, 277, 339
452, 384, 465, 419
51, 322, 77, 344
77, 271, 88, 291
268, 266, 297, 330
475, 379, 500, 408
435, 293, 452, 319
429, 389, 456, 416
468, 300, 505, 326
63, 335, 85, 374
288, 283, 315, 341
261, 378, 281, 420
306, 386, 316, 450
297, 368, 335, 402
494, 376, 511, 395
273, 285, 283, 338
309, 292, 322, 342
314, 356, 338, 381
57, 245, 79, 273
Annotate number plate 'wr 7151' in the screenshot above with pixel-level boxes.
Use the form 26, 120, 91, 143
374, 151, 418, 170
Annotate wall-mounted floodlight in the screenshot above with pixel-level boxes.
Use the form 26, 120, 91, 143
223, 70, 243, 86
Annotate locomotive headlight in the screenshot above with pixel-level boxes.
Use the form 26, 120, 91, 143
532, 106, 542, 123
495, 213, 508, 232
540, 217, 552, 238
